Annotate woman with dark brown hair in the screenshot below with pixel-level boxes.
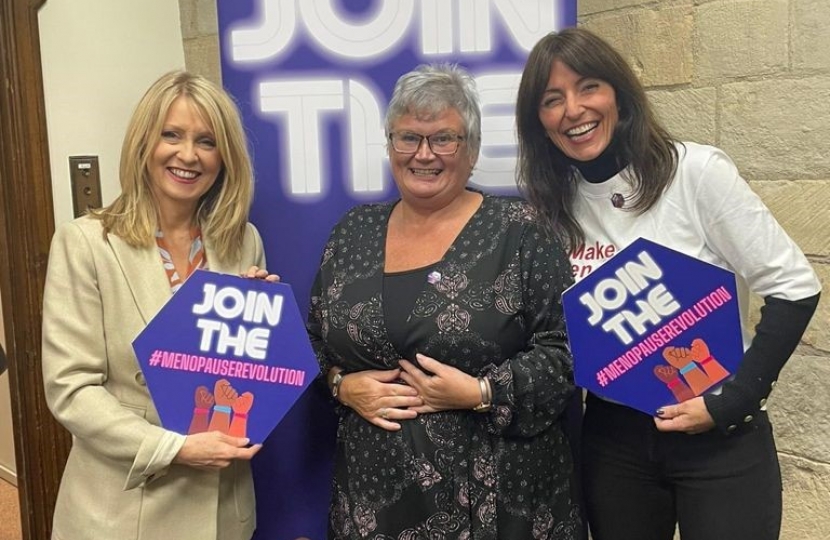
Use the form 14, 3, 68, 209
515, 27, 820, 540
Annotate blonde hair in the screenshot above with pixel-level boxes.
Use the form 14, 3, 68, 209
91, 71, 254, 263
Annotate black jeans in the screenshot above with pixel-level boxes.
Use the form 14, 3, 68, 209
582, 393, 782, 540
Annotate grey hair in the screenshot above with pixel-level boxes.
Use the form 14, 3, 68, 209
384, 63, 481, 159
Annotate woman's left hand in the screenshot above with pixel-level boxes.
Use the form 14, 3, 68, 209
242, 265, 279, 282
399, 354, 480, 413
654, 396, 715, 434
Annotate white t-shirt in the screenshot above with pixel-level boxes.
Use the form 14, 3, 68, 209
569, 141, 821, 348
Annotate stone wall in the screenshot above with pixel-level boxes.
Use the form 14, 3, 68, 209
179, 1, 829, 537
179, 0, 221, 85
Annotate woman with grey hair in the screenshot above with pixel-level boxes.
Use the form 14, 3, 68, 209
309, 63, 582, 538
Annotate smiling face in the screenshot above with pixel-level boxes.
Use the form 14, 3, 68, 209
388, 108, 475, 206
148, 95, 222, 218
538, 59, 619, 162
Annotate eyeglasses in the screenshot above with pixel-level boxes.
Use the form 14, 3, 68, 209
388, 131, 466, 156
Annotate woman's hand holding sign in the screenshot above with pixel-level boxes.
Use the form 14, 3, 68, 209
242, 265, 279, 282
178, 378, 261, 470
655, 396, 716, 434
174, 431, 261, 471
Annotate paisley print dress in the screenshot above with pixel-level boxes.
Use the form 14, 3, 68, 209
308, 194, 582, 539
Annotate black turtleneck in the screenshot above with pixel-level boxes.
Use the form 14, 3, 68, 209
567, 138, 626, 184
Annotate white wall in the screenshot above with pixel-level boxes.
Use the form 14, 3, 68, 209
0, 0, 187, 482
39, 0, 186, 227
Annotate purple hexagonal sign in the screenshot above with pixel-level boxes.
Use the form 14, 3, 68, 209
563, 238, 743, 416
133, 269, 318, 443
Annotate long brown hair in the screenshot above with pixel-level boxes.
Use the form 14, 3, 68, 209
515, 28, 678, 248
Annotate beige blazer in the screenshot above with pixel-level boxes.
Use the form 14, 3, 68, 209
42, 216, 267, 540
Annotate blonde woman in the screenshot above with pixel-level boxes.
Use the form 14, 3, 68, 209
42, 71, 275, 540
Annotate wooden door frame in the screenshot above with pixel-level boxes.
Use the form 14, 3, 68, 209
0, 1, 72, 539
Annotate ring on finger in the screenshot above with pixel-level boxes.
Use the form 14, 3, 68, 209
379, 408, 389, 419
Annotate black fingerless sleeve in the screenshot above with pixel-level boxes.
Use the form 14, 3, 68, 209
704, 292, 820, 434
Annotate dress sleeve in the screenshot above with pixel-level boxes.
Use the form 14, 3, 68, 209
480, 223, 577, 438
41, 222, 185, 490
691, 149, 822, 433
307, 232, 337, 379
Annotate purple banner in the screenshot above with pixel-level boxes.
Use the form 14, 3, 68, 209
217, 1, 577, 538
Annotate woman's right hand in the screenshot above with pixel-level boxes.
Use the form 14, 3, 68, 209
338, 368, 422, 431
173, 431, 261, 471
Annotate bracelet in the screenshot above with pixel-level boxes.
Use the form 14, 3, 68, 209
330, 370, 345, 399
213, 405, 232, 414
698, 355, 715, 366
472, 377, 492, 412
679, 363, 697, 375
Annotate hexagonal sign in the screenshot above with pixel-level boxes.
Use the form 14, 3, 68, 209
133, 269, 318, 443
562, 238, 743, 416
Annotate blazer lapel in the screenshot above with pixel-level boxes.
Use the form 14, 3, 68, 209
108, 234, 171, 325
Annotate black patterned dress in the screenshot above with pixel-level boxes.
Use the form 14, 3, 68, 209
308, 193, 582, 539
